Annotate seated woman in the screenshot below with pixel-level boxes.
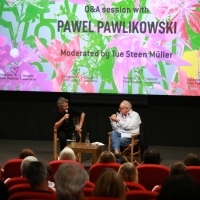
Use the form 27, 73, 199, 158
97, 151, 116, 163
92, 169, 126, 200
142, 148, 161, 164
118, 162, 138, 182
19, 148, 36, 159
59, 147, 76, 161
183, 153, 200, 166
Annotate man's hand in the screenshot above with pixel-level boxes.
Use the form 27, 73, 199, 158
75, 125, 82, 131
109, 114, 119, 122
63, 114, 69, 120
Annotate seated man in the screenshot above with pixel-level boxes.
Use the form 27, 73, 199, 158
25, 161, 51, 192
51, 97, 85, 151
109, 100, 141, 161
54, 163, 88, 200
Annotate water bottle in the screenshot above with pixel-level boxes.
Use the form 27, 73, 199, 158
72, 133, 76, 146
85, 133, 90, 146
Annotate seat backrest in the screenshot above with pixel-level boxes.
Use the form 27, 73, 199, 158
86, 197, 121, 200
85, 181, 95, 188
125, 182, 146, 191
49, 160, 85, 181
126, 190, 159, 200
8, 191, 56, 200
83, 187, 94, 197
137, 164, 170, 190
4, 159, 23, 180
9, 183, 32, 196
5, 177, 28, 190
187, 166, 200, 185
89, 163, 121, 183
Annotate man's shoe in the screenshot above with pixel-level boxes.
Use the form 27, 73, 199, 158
114, 153, 121, 159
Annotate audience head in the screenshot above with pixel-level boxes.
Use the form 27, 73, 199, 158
59, 147, 76, 161
118, 162, 138, 182
170, 162, 187, 176
97, 151, 116, 163
183, 153, 200, 166
142, 148, 161, 164
54, 163, 88, 200
25, 161, 48, 191
19, 148, 36, 159
20, 156, 38, 177
157, 175, 200, 200
92, 168, 126, 200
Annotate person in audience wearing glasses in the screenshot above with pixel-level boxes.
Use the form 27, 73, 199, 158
109, 100, 141, 162
51, 97, 85, 151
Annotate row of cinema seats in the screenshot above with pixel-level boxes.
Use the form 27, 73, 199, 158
1, 158, 200, 191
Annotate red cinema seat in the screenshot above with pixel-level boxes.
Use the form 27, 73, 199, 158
126, 190, 159, 200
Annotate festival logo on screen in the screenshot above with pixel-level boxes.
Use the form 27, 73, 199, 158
0, 0, 200, 95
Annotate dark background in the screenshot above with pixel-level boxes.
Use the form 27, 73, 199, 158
0, 90, 200, 147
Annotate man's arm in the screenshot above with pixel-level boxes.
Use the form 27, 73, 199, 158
53, 114, 69, 130
75, 112, 85, 131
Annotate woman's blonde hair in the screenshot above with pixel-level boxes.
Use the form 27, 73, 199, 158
92, 169, 126, 200
97, 151, 116, 163
118, 162, 138, 182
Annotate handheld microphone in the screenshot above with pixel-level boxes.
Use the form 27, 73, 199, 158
116, 112, 119, 116
65, 110, 68, 122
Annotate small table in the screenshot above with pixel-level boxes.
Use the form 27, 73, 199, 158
67, 142, 102, 164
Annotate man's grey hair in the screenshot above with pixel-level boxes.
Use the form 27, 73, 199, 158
54, 163, 89, 200
59, 147, 76, 161
21, 156, 38, 177
25, 161, 47, 188
57, 97, 68, 107
121, 100, 132, 109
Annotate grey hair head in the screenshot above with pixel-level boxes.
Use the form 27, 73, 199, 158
59, 147, 76, 161
25, 161, 47, 188
21, 156, 38, 177
54, 163, 89, 200
121, 100, 132, 109
57, 97, 68, 107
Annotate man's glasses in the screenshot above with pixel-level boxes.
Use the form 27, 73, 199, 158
119, 107, 126, 110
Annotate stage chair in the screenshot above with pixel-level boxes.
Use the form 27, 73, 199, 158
136, 164, 170, 190
125, 182, 146, 191
187, 166, 200, 185
53, 116, 82, 161
4, 159, 23, 180
8, 190, 56, 200
89, 163, 121, 184
108, 132, 141, 165
126, 190, 159, 200
5, 177, 28, 190
49, 160, 84, 182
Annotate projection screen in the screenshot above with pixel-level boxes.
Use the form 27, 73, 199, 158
0, 0, 200, 95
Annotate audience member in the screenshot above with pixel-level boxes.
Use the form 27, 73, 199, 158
0, 181, 9, 200
46, 163, 55, 190
170, 162, 187, 176
118, 162, 138, 182
183, 153, 200, 166
25, 161, 50, 192
156, 175, 200, 200
54, 163, 88, 200
142, 148, 161, 164
97, 151, 116, 163
92, 169, 126, 200
59, 147, 76, 161
19, 148, 36, 159
20, 156, 38, 177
